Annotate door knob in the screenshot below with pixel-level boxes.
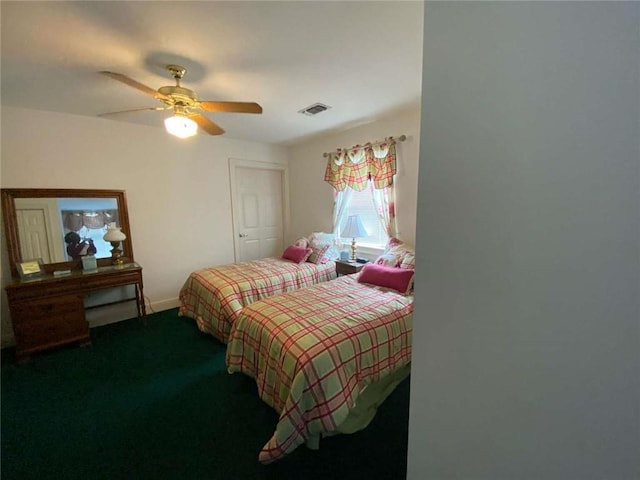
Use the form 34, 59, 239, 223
239, 233, 248, 238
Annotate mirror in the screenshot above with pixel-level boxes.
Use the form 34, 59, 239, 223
1, 189, 134, 278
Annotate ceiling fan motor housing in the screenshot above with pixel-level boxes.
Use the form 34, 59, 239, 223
157, 85, 198, 107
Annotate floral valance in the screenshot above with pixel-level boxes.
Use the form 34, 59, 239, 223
324, 138, 398, 191
62, 210, 117, 232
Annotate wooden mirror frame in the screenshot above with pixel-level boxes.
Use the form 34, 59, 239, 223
1, 188, 134, 279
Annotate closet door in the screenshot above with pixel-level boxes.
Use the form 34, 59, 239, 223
230, 160, 289, 263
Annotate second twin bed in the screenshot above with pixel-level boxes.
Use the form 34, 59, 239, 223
178, 236, 415, 463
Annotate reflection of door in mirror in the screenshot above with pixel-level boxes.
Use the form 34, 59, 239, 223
14, 197, 118, 263
15, 198, 64, 263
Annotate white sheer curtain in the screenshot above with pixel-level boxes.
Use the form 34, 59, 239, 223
332, 188, 354, 239
371, 183, 398, 238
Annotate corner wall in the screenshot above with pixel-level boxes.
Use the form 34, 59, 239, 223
408, 3, 639, 478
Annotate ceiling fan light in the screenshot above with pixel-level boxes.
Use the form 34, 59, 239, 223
164, 114, 198, 138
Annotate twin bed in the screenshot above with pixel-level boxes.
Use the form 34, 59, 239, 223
178, 242, 414, 464
178, 257, 336, 343
225, 273, 413, 463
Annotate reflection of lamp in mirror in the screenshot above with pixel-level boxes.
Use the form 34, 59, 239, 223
103, 222, 127, 265
342, 215, 369, 262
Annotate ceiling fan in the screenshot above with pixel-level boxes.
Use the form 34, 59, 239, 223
99, 64, 262, 138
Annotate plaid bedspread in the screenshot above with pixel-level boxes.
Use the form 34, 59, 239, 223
225, 274, 413, 463
178, 257, 336, 343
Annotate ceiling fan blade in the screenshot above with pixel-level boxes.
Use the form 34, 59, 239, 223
100, 71, 170, 101
98, 107, 168, 117
198, 101, 262, 114
188, 113, 225, 135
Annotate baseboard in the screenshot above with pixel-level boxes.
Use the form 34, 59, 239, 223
87, 296, 180, 327
146, 297, 180, 314
87, 303, 138, 328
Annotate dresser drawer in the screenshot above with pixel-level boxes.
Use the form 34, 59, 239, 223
12, 294, 83, 318
10, 295, 89, 358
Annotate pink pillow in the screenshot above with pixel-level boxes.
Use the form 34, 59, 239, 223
357, 263, 414, 294
282, 245, 312, 263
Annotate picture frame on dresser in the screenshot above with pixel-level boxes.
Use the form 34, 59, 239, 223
16, 258, 44, 280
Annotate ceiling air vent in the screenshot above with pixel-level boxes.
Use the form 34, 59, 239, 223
298, 103, 331, 116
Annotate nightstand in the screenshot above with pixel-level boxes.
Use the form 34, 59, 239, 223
335, 260, 366, 276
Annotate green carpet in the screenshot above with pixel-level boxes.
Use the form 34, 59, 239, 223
1, 308, 410, 480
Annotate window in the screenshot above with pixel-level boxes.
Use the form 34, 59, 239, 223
338, 182, 388, 249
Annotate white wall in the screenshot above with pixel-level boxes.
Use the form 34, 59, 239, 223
408, 3, 639, 479
1, 106, 288, 346
288, 106, 421, 248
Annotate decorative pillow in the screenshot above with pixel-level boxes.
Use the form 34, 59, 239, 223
282, 245, 312, 264
383, 237, 414, 266
400, 252, 415, 270
375, 253, 400, 268
310, 231, 338, 245
385, 236, 404, 251
293, 237, 310, 249
357, 263, 415, 295
307, 243, 330, 264
309, 231, 340, 261
385, 246, 407, 266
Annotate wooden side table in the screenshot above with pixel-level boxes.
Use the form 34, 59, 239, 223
335, 260, 366, 276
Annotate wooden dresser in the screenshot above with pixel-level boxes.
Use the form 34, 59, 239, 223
5, 263, 145, 362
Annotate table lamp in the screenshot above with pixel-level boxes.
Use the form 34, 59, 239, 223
103, 222, 127, 265
342, 215, 368, 262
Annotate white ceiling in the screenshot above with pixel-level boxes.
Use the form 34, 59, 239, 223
1, 1, 424, 146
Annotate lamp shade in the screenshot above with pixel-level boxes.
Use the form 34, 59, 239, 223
342, 215, 368, 239
164, 114, 198, 138
103, 223, 126, 242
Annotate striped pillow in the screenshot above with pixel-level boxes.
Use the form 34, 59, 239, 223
307, 243, 330, 264
400, 252, 415, 270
